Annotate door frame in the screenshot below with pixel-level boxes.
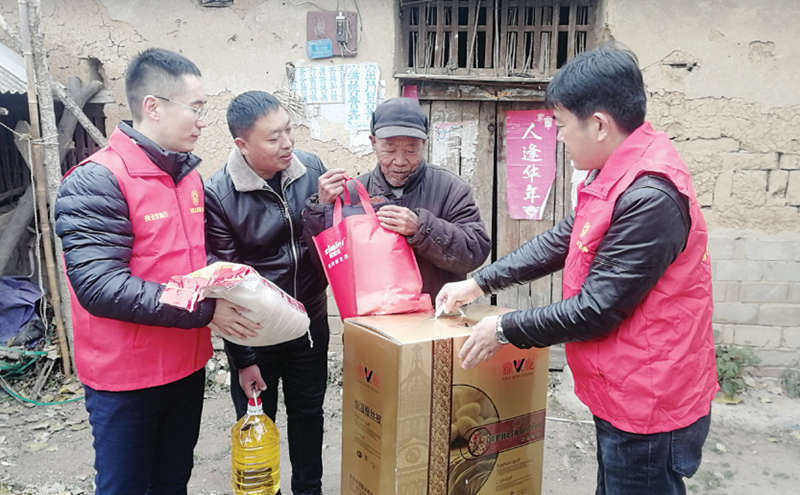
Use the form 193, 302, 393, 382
410, 79, 569, 311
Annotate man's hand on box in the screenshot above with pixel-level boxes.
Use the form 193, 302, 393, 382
435, 278, 484, 316
377, 205, 419, 236
318, 168, 347, 204
239, 364, 267, 399
459, 316, 504, 369
209, 299, 261, 340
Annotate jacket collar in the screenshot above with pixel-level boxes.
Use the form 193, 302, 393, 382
226, 145, 307, 193
582, 122, 657, 200
115, 121, 202, 183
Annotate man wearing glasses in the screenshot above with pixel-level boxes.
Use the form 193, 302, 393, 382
55, 48, 258, 495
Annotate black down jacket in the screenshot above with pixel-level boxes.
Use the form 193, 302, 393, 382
304, 161, 492, 299
477, 173, 691, 349
54, 122, 216, 329
204, 148, 329, 368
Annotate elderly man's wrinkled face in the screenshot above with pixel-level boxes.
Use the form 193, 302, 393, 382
371, 136, 425, 187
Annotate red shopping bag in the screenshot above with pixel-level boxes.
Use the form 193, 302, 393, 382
312, 175, 432, 320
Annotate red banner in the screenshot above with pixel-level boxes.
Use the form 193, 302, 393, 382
505, 110, 558, 220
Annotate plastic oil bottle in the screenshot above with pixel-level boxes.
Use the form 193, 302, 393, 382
231, 397, 280, 495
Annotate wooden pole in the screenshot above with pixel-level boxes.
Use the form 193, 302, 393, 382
52, 81, 107, 149
3, 5, 106, 374
27, 0, 61, 210
58, 77, 103, 163
19, 0, 72, 377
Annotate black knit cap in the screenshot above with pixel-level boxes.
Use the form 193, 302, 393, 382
370, 97, 429, 140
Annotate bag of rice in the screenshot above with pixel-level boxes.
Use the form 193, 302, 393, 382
160, 262, 311, 347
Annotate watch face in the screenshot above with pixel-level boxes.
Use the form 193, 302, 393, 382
495, 318, 508, 344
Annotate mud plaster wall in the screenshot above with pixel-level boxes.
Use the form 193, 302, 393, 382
605, 0, 800, 371
0, 0, 397, 179
2, 0, 797, 366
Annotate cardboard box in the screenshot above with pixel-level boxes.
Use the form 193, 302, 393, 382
341, 305, 549, 495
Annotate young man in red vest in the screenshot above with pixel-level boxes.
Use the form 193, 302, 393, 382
55, 48, 258, 495
436, 44, 717, 495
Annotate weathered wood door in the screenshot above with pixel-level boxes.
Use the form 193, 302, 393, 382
418, 99, 570, 311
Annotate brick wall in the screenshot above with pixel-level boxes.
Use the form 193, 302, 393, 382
327, 234, 800, 373
710, 232, 800, 374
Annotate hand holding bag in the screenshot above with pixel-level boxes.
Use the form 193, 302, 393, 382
159, 262, 311, 346
312, 175, 432, 319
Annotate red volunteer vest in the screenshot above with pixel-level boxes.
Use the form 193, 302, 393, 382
563, 122, 718, 434
64, 127, 212, 391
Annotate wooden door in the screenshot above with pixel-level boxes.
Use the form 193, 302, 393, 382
418, 99, 569, 312
419, 100, 496, 305
495, 101, 570, 311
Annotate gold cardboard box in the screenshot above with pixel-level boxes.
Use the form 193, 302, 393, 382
341, 305, 549, 495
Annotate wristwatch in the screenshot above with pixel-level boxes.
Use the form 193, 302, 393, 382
495, 316, 509, 345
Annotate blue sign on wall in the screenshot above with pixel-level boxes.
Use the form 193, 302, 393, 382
307, 39, 334, 59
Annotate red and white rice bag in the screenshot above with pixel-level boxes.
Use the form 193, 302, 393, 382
160, 262, 310, 346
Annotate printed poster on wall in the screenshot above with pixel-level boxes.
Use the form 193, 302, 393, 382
290, 64, 380, 130
291, 65, 347, 103
343, 63, 379, 130
505, 109, 557, 220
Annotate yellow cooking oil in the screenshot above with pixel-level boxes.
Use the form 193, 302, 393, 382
231, 397, 280, 495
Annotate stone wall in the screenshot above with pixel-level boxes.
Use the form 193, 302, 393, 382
709, 232, 800, 374
606, 0, 800, 372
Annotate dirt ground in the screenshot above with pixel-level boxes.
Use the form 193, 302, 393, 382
1, 351, 800, 495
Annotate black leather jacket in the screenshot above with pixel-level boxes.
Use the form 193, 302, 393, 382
478, 173, 691, 349
204, 148, 328, 369
304, 161, 491, 299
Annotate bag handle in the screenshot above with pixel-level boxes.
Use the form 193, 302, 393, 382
333, 174, 376, 225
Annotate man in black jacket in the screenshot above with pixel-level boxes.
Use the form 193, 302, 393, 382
305, 97, 491, 299
204, 91, 330, 495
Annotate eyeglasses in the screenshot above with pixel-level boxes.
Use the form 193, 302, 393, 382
153, 95, 209, 121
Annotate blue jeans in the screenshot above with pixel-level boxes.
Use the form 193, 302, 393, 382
84, 368, 206, 495
594, 411, 711, 495
227, 318, 330, 495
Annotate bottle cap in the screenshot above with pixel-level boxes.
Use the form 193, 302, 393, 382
246, 397, 263, 416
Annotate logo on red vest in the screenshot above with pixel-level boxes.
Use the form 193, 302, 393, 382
189, 190, 203, 213
580, 222, 591, 238
576, 221, 591, 253
143, 211, 169, 222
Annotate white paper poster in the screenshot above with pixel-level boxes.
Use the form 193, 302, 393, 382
343, 63, 379, 130
291, 65, 347, 103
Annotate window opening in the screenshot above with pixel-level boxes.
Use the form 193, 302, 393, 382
401, 0, 596, 78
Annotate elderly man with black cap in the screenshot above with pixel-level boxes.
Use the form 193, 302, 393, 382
305, 97, 491, 299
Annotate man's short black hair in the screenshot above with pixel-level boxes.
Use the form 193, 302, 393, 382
226, 91, 283, 139
125, 48, 202, 123
545, 42, 646, 135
